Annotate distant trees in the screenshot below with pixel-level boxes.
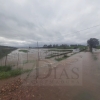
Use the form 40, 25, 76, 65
43, 45, 48, 48
87, 38, 99, 52
43, 44, 53, 48
43, 44, 84, 49
43, 44, 67, 48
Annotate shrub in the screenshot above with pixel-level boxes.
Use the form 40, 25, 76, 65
0, 66, 12, 72
0, 66, 32, 80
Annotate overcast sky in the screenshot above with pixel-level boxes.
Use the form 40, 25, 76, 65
0, 0, 100, 47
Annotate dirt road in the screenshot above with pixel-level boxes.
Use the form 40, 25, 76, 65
0, 52, 100, 100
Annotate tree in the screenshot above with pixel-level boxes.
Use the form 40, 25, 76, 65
43, 44, 47, 48
87, 38, 99, 52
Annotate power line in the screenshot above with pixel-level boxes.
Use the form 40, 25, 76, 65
77, 24, 100, 32
0, 24, 100, 33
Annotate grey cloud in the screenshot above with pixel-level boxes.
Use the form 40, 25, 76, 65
0, 0, 100, 47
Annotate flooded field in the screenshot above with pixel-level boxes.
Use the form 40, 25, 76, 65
0, 48, 74, 69
0, 49, 100, 100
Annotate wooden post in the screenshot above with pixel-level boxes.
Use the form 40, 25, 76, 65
46, 50, 47, 58
5, 54, 7, 66
36, 42, 40, 83
27, 51, 28, 62
37, 42, 40, 61
17, 52, 19, 67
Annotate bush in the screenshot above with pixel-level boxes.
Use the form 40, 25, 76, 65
10, 68, 23, 76
55, 55, 69, 61
63, 55, 67, 58
0, 66, 31, 79
0, 72, 11, 79
0, 66, 12, 72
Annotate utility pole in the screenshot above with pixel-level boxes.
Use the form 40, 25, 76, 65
36, 42, 39, 83
5, 54, 7, 66
27, 48, 28, 62
17, 52, 19, 68
28, 45, 30, 62
37, 42, 39, 61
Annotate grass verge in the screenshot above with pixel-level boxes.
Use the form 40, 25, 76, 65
19, 50, 29, 53
0, 66, 31, 80
48, 49, 72, 52
45, 52, 71, 59
55, 55, 69, 61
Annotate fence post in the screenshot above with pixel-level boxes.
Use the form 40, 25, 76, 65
27, 51, 28, 62
17, 52, 19, 67
5, 54, 7, 66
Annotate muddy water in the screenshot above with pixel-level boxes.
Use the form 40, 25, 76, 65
1, 50, 100, 100
0, 49, 47, 68
20, 51, 100, 100
0, 49, 73, 68
0, 49, 50, 86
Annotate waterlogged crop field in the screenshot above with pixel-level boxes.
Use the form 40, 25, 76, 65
0, 48, 75, 67
0, 48, 76, 82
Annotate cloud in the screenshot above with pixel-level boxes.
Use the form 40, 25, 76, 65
0, 0, 100, 47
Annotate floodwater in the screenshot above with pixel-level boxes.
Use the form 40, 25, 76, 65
0, 49, 100, 100
0, 48, 73, 69
0, 49, 48, 68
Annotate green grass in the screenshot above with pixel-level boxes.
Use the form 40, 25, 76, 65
48, 46, 87, 52
19, 50, 29, 53
79, 46, 87, 51
0, 66, 31, 80
0, 66, 12, 72
55, 55, 69, 61
45, 51, 71, 59
48, 49, 72, 52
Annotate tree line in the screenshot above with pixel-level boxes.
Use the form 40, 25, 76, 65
43, 44, 85, 49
